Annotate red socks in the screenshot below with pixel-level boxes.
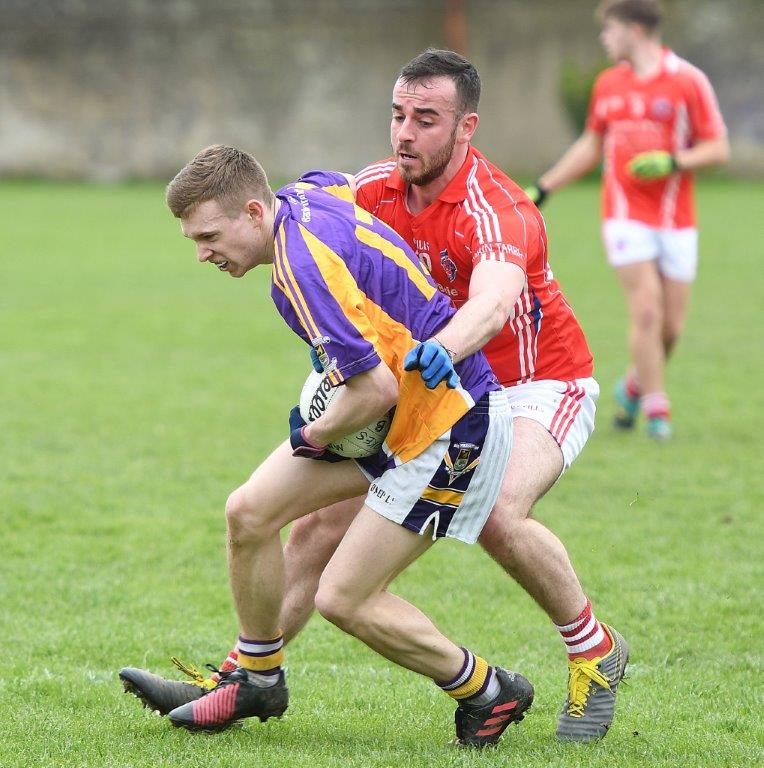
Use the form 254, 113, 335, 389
556, 600, 612, 661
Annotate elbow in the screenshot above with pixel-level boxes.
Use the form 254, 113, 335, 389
371, 363, 398, 413
582, 133, 603, 168
488, 300, 514, 340
379, 372, 399, 412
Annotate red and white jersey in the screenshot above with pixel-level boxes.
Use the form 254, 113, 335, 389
587, 48, 726, 229
355, 146, 593, 387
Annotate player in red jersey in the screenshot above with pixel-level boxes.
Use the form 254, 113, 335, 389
121, 50, 627, 742
356, 147, 594, 390
526, 0, 729, 441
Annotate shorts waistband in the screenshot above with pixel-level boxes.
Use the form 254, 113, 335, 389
471, 388, 510, 416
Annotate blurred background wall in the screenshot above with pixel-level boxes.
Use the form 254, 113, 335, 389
1, 0, 761, 181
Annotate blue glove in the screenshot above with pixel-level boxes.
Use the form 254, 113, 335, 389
288, 406, 347, 462
403, 340, 460, 389
309, 347, 324, 373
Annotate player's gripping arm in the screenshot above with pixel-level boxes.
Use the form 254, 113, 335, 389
423, 260, 525, 365
526, 131, 603, 206
302, 362, 398, 449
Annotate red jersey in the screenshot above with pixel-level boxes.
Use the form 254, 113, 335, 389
355, 146, 593, 387
587, 48, 726, 229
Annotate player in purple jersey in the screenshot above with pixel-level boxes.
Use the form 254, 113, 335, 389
271, 169, 497, 429
120, 145, 534, 747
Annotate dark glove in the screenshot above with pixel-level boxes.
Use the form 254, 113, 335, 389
288, 406, 347, 462
309, 347, 324, 373
403, 340, 459, 390
524, 182, 549, 209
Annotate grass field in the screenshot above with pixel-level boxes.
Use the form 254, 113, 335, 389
1, 178, 762, 767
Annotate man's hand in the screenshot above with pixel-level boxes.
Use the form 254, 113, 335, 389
288, 406, 347, 462
524, 182, 548, 209
628, 151, 677, 180
403, 340, 459, 390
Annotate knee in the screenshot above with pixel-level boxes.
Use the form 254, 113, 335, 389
225, 487, 278, 545
479, 500, 531, 561
663, 318, 684, 348
288, 505, 350, 550
286, 513, 324, 550
314, 577, 361, 634
284, 514, 338, 580
632, 298, 662, 333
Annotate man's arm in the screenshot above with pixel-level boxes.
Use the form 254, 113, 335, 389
303, 361, 398, 448
675, 135, 730, 171
426, 260, 526, 364
537, 130, 603, 194
628, 135, 730, 179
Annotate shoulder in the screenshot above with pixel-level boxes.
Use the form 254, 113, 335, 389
467, 152, 534, 220
289, 170, 355, 204
460, 151, 541, 244
355, 158, 397, 192
593, 63, 630, 92
667, 52, 716, 93
469, 152, 522, 199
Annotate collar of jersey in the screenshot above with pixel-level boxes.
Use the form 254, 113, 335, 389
273, 195, 292, 235
625, 46, 675, 84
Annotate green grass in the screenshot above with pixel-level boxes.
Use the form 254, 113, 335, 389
1, 179, 762, 767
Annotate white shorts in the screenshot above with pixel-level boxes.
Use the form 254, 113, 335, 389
603, 219, 698, 282
356, 389, 512, 544
506, 377, 599, 473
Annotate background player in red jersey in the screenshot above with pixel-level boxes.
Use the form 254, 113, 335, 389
121, 50, 627, 742
526, 0, 729, 441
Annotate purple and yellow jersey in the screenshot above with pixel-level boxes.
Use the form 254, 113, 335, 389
271, 170, 498, 463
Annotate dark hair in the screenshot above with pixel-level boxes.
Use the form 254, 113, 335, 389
166, 144, 273, 218
398, 48, 481, 116
596, 0, 663, 31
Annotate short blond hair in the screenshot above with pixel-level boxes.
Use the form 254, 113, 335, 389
166, 145, 273, 218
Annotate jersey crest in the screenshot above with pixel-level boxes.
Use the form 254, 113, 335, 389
439, 248, 457, 283
651, 97, 674, 120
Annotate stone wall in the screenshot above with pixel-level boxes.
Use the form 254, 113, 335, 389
1, 0, 761, 180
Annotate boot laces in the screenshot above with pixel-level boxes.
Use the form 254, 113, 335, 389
169, 657, 218, 690
566, 658, 611, 717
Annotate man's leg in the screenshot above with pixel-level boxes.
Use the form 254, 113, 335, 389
615, 261, 672, 438
315, 507, 450, 676
224, 443, 368, 639
166, 441, 370, 731
615, 260, 665, 398
660, 275, 692, 360
280, 497, 363, 642
478, 417, 582, 624
315, 506, 533, 746
120, 495, 364, 714
477, 417, 627, 741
